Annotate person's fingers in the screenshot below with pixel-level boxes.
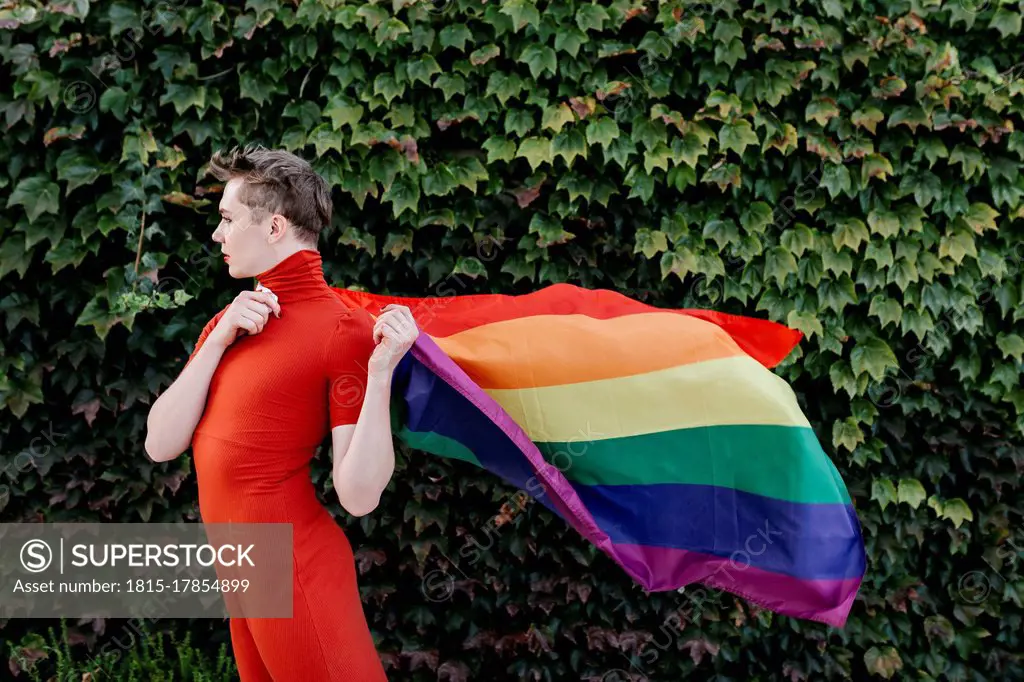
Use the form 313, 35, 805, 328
237, 316, 258, 335
245, 289, 281, 317
260, 291, 281, 317
239, 309, 266, 334
373, 319, 403, 344
375, 309, 415, 335
245, 301, 272, 320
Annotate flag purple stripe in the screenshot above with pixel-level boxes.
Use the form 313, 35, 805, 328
613, 543, 861, 627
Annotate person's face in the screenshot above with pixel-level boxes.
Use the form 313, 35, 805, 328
212, 178, 276, 278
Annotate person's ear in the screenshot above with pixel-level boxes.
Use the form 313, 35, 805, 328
268, 214, 288, 241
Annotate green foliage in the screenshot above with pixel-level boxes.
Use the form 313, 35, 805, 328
1, 0, 1023, 680
6, 619, 237, 681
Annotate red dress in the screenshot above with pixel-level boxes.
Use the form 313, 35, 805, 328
186, 248, 388, 681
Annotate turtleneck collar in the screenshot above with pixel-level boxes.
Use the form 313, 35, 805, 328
253, 248, 331, 303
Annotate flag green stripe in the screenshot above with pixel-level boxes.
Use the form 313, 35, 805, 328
536, 424, 850, 505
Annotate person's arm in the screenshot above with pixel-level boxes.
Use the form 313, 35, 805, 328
327, 305, 418, 516
145, 291, 280, 462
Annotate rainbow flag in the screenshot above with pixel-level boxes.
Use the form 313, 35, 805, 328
331, 283, 865, 627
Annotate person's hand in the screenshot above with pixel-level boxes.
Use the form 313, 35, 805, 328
208, 289, 281, 348
368, 304, 419, 379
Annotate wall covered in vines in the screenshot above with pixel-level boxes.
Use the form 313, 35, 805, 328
1, 0, 1023, 679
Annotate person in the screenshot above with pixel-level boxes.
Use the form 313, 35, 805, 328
144, 144, 419, 681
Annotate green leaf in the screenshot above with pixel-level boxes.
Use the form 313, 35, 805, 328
833, 417, 864, 453
482, 136, 517, 164
989, 9, 1022, 38
718, 119, 759, 155
851, 336, 898, 382
864, 646, 903, 680
832, 217, 869, 252
380, 173, 420, 219
529, 213, 574, 247
897, 479, 927, 509
787, 310, 823, 339
805, 98, 840, 126
933, 497, 974, 528
439, 24, 473, 51
661, 246, 698, 282
516, 137, 553, 171
519, 44, 557, 79
869, 295, 903, 330
7, 175, 61, 222
820, 163, 852, 199
552, 128, 588, 166
867, 209, 900, 238
996, 333, 1024, 363
871, 478, 898, 512
740, 202, 773, 234
634, 229, 668, 259
576, 3, 610, 32
406, 55, 441, 86
502, 0, 542, 32
961, 202, 1000, 234
56, 150, 102, 193
861, 153, 894, 184
764, 246, 797, 284
851, 106, 884, 134
586, 117, 619, 149
541, 103, 576, 133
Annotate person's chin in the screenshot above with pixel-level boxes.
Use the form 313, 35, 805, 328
225, 260, 245, 278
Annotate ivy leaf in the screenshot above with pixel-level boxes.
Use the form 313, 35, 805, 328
516, 137, 553, 171
832, 217, 869, 252
861, 153, 894, 184
764, 246, 798, 284
805, 98, 840, 126
740, 202, 773, 234
989, 9, 1022, 39
439, 24, 473, 51
864, 646, 903, 680
502, 0, 542, 32
996, 333, 1024, 363
407, 55, 442, 86
586, 117, 619, 149
851, 106, 885, 134
869, 295, 903, 329
529, 213, 574, 247
7, 175, 60, 222
552, 128, 588, 166
887, 105, 931, 134
787, 310, 823, 339
871, 478, 898, 512
56, 149, 102, 194
960, 202, 1000, 234
897, 479, 927, 509
542, 103, 576, 133
519, 44, 557, 79
661, 246, 698, 281
851, 336, 899, 382
718, 120, 759, 155
833, 417, 864, 453
634, 229, 668, 259
380, 173, 420, 219
575, 3, 610, 32
928, 496, 974, 528
820, 163, 852, 199
482, 136, 517, 164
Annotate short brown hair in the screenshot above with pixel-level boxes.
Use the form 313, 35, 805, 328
208, 144, 332, 246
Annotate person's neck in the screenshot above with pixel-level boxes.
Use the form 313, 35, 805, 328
253, 247, 330, 303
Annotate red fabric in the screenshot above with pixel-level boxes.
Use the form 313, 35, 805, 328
334, 282, 803, 369
187, 249, 386, 681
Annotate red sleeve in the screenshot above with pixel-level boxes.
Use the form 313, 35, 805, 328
326, 307, 378, 429
185, 305, 229, 368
